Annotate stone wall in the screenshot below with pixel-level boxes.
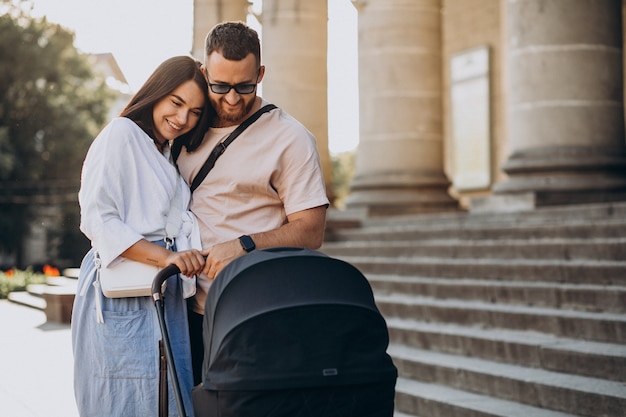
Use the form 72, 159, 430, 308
442, 0, 506, 207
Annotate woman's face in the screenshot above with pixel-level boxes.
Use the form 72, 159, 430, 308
152, 80, 205, 144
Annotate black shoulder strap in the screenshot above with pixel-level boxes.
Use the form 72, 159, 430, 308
190, 104, 277, 193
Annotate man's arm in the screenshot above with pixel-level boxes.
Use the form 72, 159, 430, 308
202, 205, 327, 279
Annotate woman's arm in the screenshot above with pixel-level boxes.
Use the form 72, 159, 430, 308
121, 239, 206, 277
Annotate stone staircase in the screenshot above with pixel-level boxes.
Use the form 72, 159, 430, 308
321, 202, 626, 417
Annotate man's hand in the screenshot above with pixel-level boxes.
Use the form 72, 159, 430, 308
201, 205, 327, 280
202, 239, 245, 280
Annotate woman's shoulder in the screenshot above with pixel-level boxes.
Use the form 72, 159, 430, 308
98, 117, 148, 144
87, 118, 151, 160
105, 117, 141, 135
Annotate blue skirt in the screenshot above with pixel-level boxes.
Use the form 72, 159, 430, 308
71, 246, 195, 417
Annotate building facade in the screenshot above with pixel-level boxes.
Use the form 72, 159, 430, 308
192, 0, 626, 216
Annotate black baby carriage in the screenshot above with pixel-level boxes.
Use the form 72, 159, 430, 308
191, 247, 398, 417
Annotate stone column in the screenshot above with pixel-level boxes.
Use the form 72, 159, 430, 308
477, 0, 626, 211
260, 0, 334, 202
192, 0, 250, 60
345, 0, 458, 216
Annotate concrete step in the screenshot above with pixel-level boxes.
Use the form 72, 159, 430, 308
393, 411, 417, 417
331, 221, 626, 242
62, 267, 80, 278
360, 201, 626, 228
385, 318, 626, 382
26, 283, 76, 296
389, 345, 626, 417
7, 291, 46, 310
375, 294, 626, 344
352, 201, 626, 229
394, 378, 584, 417
339, 255, 626, 285
328, 202, 626, 236
322, 237, 626, 261
46, 275, 79, 287
24, 283, 48, 297
368, 275, 626, 313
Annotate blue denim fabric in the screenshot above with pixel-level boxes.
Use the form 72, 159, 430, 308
71, 246, 195, 417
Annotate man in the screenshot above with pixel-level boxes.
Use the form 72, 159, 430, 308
176, 21, 330, 384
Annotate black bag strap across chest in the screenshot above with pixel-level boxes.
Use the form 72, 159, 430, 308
190, 104, 277, 193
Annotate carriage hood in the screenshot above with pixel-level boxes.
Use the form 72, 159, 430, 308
201, 247, 398, 391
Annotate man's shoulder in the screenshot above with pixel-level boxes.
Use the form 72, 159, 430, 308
258, 101, 312, 137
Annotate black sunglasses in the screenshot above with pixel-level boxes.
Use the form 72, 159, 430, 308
208, 82, 257, 95
207, 68, 261, 95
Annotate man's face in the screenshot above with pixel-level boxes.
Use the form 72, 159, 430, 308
204, 52, 263, 127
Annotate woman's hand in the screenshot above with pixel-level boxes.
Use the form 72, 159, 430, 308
164, 249, 206, 277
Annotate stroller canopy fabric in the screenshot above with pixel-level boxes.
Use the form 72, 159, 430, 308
201, 247, 398, 391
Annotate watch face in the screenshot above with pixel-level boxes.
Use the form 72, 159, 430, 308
239, 235, 255, 252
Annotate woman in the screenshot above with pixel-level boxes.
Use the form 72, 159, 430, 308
71, 56, 213, 417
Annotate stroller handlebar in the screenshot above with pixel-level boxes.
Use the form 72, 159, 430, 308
151, 264, 181, 302
150, 262, 189, 416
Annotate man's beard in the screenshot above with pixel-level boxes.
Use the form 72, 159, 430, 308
215, 98, 255, 125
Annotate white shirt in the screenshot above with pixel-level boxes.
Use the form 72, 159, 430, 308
79, 117, 194, 267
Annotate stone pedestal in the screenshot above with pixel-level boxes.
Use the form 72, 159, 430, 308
346, 0, 459, 216
474, 0, 626, 212
43, 289, 75, 324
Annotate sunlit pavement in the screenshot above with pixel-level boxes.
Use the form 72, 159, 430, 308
0, 300, 79, 417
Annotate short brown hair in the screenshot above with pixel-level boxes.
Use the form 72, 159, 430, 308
204, 21, 261, 67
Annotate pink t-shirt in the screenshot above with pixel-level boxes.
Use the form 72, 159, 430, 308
177, 101, 329, 313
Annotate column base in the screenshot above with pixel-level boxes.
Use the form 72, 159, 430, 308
345, 172, 461, 216
470, 190, 626, 213
495, 145, 626, 192
473, 145, 626, 213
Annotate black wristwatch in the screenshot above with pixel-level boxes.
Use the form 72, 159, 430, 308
238, 235, 256, 253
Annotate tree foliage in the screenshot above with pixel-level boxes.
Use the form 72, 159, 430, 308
332, 151, 355, 209
0, 0, 114, 266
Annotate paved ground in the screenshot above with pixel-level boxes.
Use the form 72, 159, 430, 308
0, 299, 79, 417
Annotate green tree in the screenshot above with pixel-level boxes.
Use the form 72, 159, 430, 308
331, 151, 356, 209
0, 0, 114, 267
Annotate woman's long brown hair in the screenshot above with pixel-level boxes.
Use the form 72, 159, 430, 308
119, 56, 213, 156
